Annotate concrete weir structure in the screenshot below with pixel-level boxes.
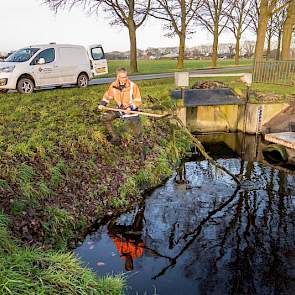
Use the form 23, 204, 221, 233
174, 91, 290, 134
173, 72, 295, 165
173, 71, 291, 135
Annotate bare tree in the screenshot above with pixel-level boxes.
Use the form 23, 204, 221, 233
265, 14, 277, 59
227, 0, 254, 64
249, 0, 288, 59
198, 0, 235, 67
44, 0, 151, 73
264, 0, 289, 59
149, 0, 203, 69
271, 3, 288, 59
248, 0, 273, 59
281, 0, 295, 59
248, 0, 260, 33
242, 40, 256, 57
253, 0, 289, 60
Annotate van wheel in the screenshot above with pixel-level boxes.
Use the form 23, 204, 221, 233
77, 73, 89, 88
17, 78, 34, 94
0, 89, 8, 94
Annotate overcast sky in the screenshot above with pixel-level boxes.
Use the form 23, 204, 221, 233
1, 0, 255, 53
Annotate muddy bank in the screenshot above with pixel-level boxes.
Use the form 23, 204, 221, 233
0, 119, 191, 249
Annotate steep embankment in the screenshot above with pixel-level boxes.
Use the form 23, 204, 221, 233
0, 79, 192, 294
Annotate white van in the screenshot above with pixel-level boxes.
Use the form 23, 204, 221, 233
0, 43, 108, 94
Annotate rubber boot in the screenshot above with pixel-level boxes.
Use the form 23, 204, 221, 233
104, 119, 121, 145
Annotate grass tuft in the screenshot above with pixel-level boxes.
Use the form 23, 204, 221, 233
0, 213, 125, 295
43, 208, 75, 249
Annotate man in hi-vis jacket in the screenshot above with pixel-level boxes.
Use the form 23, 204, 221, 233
98, 67, 142, 145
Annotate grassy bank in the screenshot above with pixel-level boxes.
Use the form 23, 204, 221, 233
0, 213, 124, 295
0, 78, 183, 243
103, 59, 253, 76
0, 79, 191, 294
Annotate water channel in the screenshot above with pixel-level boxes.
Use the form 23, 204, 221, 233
74, 134, 295, 295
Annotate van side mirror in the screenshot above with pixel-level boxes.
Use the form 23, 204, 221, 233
37, 58, 45, 65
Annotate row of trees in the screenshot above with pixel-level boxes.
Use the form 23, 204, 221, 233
44, 0, 295, 72
252, 0, 295, 63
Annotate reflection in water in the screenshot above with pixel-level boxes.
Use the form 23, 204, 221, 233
75, 138, 295, 295
108, 208, 145, 271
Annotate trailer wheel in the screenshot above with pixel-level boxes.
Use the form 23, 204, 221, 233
77, 73, 89, 88
0, 89, 8, 94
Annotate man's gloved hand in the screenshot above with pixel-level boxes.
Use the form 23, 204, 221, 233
126, 107, 131, 114
97, 104, 105, 111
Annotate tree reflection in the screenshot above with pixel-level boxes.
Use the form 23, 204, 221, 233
138, 159, 295, 294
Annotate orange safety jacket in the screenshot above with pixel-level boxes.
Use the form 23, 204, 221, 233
111, 236, 144, 260
101, 79, 142, 110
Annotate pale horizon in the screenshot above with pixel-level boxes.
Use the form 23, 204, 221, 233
1, 0, 256, 54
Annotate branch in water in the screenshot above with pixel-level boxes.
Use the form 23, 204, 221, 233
171, 115, 241, 186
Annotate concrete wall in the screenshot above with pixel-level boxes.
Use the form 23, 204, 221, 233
177, 101, 290, 134
187, 105, 240, 133
237, 103, 290, 134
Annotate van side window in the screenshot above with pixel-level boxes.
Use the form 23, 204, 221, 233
91, 47, 104, 60
31, 48, 55, 65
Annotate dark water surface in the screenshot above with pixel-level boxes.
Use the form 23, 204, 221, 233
74, 134, 295, 295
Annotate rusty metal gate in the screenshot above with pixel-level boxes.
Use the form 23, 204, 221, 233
253, 60, 295, 85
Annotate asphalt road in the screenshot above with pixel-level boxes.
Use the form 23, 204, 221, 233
90, 65, 253, 85
5, 66, 252, 93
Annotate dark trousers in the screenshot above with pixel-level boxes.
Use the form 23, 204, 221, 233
101, 112, 142, 139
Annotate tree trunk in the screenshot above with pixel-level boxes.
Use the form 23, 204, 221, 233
177, 32, 186, 69
128, 21, 138, 73
281, 0, 295, 60
177, 0, 186, 70
235, 34, 241, 65
276, 30, 282, 60
254, 1, 269, 61
212, 24, 219, 68
266, 35, 271, 60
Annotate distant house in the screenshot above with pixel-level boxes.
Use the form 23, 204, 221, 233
218, 53, 234, 59
105, 51, 129, 60
104, 42, 256, 61
159, 53, 178, 59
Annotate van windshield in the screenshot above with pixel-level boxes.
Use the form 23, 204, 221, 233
5, 48, 39, 62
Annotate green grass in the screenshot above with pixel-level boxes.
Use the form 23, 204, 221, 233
250, 82, 295, 96
0, 213, 125, 295
188, 75, 295, 98
102, 59, 253, 76
0, 78, 193, 294
43, 207, 76, 248
0, 79, 176, 159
